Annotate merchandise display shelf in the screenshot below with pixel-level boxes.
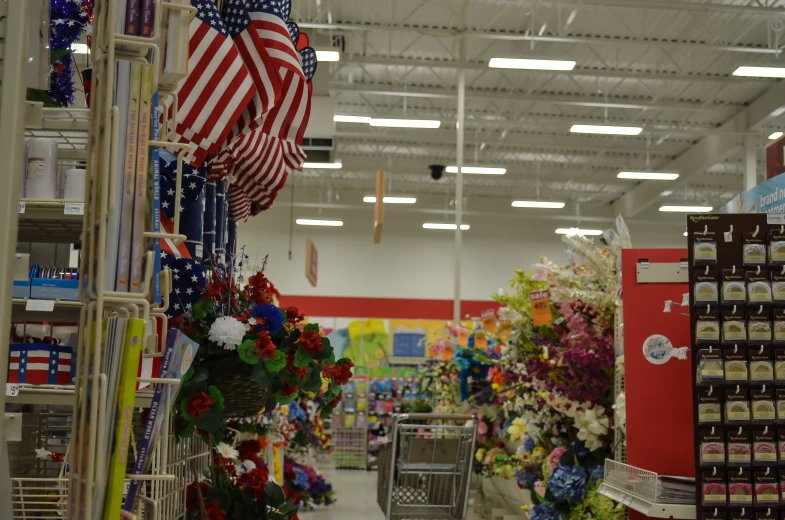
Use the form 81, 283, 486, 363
12, 298, 83, 322
17, 199, 84, 243
24, 105, 89, 160
599, 460, 696, 519
6, 383, 154, 408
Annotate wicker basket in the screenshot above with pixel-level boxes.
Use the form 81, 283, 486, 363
202, 356, 275, 417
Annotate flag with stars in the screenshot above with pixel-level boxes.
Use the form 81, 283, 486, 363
160, 155, 207, 260
168, 0, 257, 167
221, 0, 282, 140
161, 255, 207, 318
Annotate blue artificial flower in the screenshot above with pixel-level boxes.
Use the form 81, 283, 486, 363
530, 502, 563, 520
588, 462, 604, 483
524, 436, 536, 453
516, 468, 536, 488
289, 403, 307, 422
250, 304, 285, 334
293, 467, 309, 489
547, 464, 588, 505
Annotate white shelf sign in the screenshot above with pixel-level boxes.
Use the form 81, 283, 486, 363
18, 201, 25, 214
6, 383, 19, 397
25, 299, 55, 312
63, 203, 84, 215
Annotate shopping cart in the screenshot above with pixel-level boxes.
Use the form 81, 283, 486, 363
377, 414, 477, 520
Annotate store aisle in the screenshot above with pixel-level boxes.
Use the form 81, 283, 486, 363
300, 469, 385, 520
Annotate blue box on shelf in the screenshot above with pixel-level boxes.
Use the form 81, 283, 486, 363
12, 280, 30, 299
30, 277, 79, 301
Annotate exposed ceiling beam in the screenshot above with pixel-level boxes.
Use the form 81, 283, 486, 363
299, 21, 780, 54
341, 55, 770, 85
456, 0, 785, 16
611, 80, 785, 217
331, 82, 740, 112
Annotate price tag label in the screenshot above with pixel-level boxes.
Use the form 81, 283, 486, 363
6, 383, 19, 397
457, 328, 470, 347
64, 203, 84, 215
622, 494, 633, 506
123, 479, 131, 494
768, 213, 785, 225
195, 244, 204, 258
481, 310, 497, 333
681, 293, 689, 306
474, 333, 488, 350
18, 201, 25, 214
25, 299, 55, 312
530, 289, 553, 327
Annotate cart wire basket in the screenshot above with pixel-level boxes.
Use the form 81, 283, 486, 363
377, 413, 477, 520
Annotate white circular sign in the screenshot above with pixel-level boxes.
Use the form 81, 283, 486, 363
642, 334, 674, 365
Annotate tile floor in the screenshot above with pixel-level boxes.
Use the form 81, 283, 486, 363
301, 469, 386, 520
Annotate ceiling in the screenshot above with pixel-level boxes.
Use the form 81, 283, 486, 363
287, 0, 785, 228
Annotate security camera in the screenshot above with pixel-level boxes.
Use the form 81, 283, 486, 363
429, 164, 445, 180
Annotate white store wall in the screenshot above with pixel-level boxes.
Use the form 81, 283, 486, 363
238, 204, 687, 301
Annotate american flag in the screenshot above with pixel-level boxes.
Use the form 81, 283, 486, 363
221, 0, 282, 140
169, 0, 257, 167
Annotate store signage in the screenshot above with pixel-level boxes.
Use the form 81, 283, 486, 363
721, 173, 785, 215
530, 289, 552, 326
642, 334, 688, 365
305, 237, 318, 287
374, 169, 384, 244
767, 133, 785, 180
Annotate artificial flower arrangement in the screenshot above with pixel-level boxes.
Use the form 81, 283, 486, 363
282, 457, 336, 509
172, 269, 354, 435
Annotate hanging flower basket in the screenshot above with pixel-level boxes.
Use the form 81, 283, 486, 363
202, 355, 274, 417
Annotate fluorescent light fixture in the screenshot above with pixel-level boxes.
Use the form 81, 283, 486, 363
315, 50, 340, 62
71, 43, 89, 54
617, 171, 680, 180
511, 200, 566, 209
302, 161, 342, 169
733, 66, 785, 78
570, 124, 643, 136
769, 131, 784, 140
334, 115, 371, 124
369, 118, 441, 129
363, 196, 417, 204
660, 190, 674, 197
423, 223, 470, 230
555, 227, 603, 236
445, 166, 506, 175
659, 205, 713, 213
488, 58, 576, 71
296, 219, 344, 227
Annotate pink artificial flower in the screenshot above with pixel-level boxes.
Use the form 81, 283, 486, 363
547, 446, 567, 473
478, 421, 488, 436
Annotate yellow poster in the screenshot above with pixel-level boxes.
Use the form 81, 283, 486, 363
343, 319, 389, 368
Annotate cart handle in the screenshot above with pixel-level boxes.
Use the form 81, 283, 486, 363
395, 413, 475, 422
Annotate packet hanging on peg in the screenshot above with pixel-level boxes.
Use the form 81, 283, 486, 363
724, 347, 749, 383
772, 269, 785, 302
698, 347, 724, 384
722, 307, 747, 344
747, 269, 773, 304
774, 311, 785, 345
750, 346, 774, 383
698, 386, 723, 424
753, 467, 779, 504
769, 227, 785, 265
752, 386, 776, 423
728, 467, 753, 505
700, 427, 726, 466
702, 468, 727, 506
697, 306, 721, 344
777, 388, 785, 423
723, 268, 747, 304
748, 308, 772, 344
728, 427, 751, 466
695, 268, 720, 304
726, 387, 751, 424
694, 231, 718, 266
743, 230, 767, 266
753, 427, 778, 465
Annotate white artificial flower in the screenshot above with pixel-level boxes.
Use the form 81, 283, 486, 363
235, 459, 257, 474
208, 316, 248, 350
214, 442, 239, 460
613, 392, 627, 431
574, 406, 610, 451
35, 448, 50, 460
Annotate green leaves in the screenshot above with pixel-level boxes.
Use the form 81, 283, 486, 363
301, 367, 322, 393
192, 299, 208, 319
314, 337, 333, 360
275, 393, 295, 406
264, 481, 286, 507
238, 339, 260, 365
253, 363, 271, 388
294, 345, 312, 368
264, 350, 286, 373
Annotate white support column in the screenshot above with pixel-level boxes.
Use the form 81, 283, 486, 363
454, 36, 465, 325
744, 134, 758, 191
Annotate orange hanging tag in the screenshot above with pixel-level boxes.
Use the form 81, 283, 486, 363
530, 289, 553, 327
481, 310, 497, 333
457, 327, 470, 347
474, 332, 488, 350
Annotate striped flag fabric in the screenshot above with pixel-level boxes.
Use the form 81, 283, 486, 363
221, 0, 282, 140
168, 0, 257, 167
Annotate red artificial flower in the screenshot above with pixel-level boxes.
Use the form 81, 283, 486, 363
327, 393, 342, 409
289, 365, 307, 380
186, 481, 211, 510
237, 466, 269, 501
213, 454, 237, 476
285, 306, 304, 324
186, 391, 215, 419
204, 500, 228, 520
322, 360, 353, 386
282, 381, 299, 396
254, 331, 277, 359
238, 439, 263, 467
298, 329, 323, 355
